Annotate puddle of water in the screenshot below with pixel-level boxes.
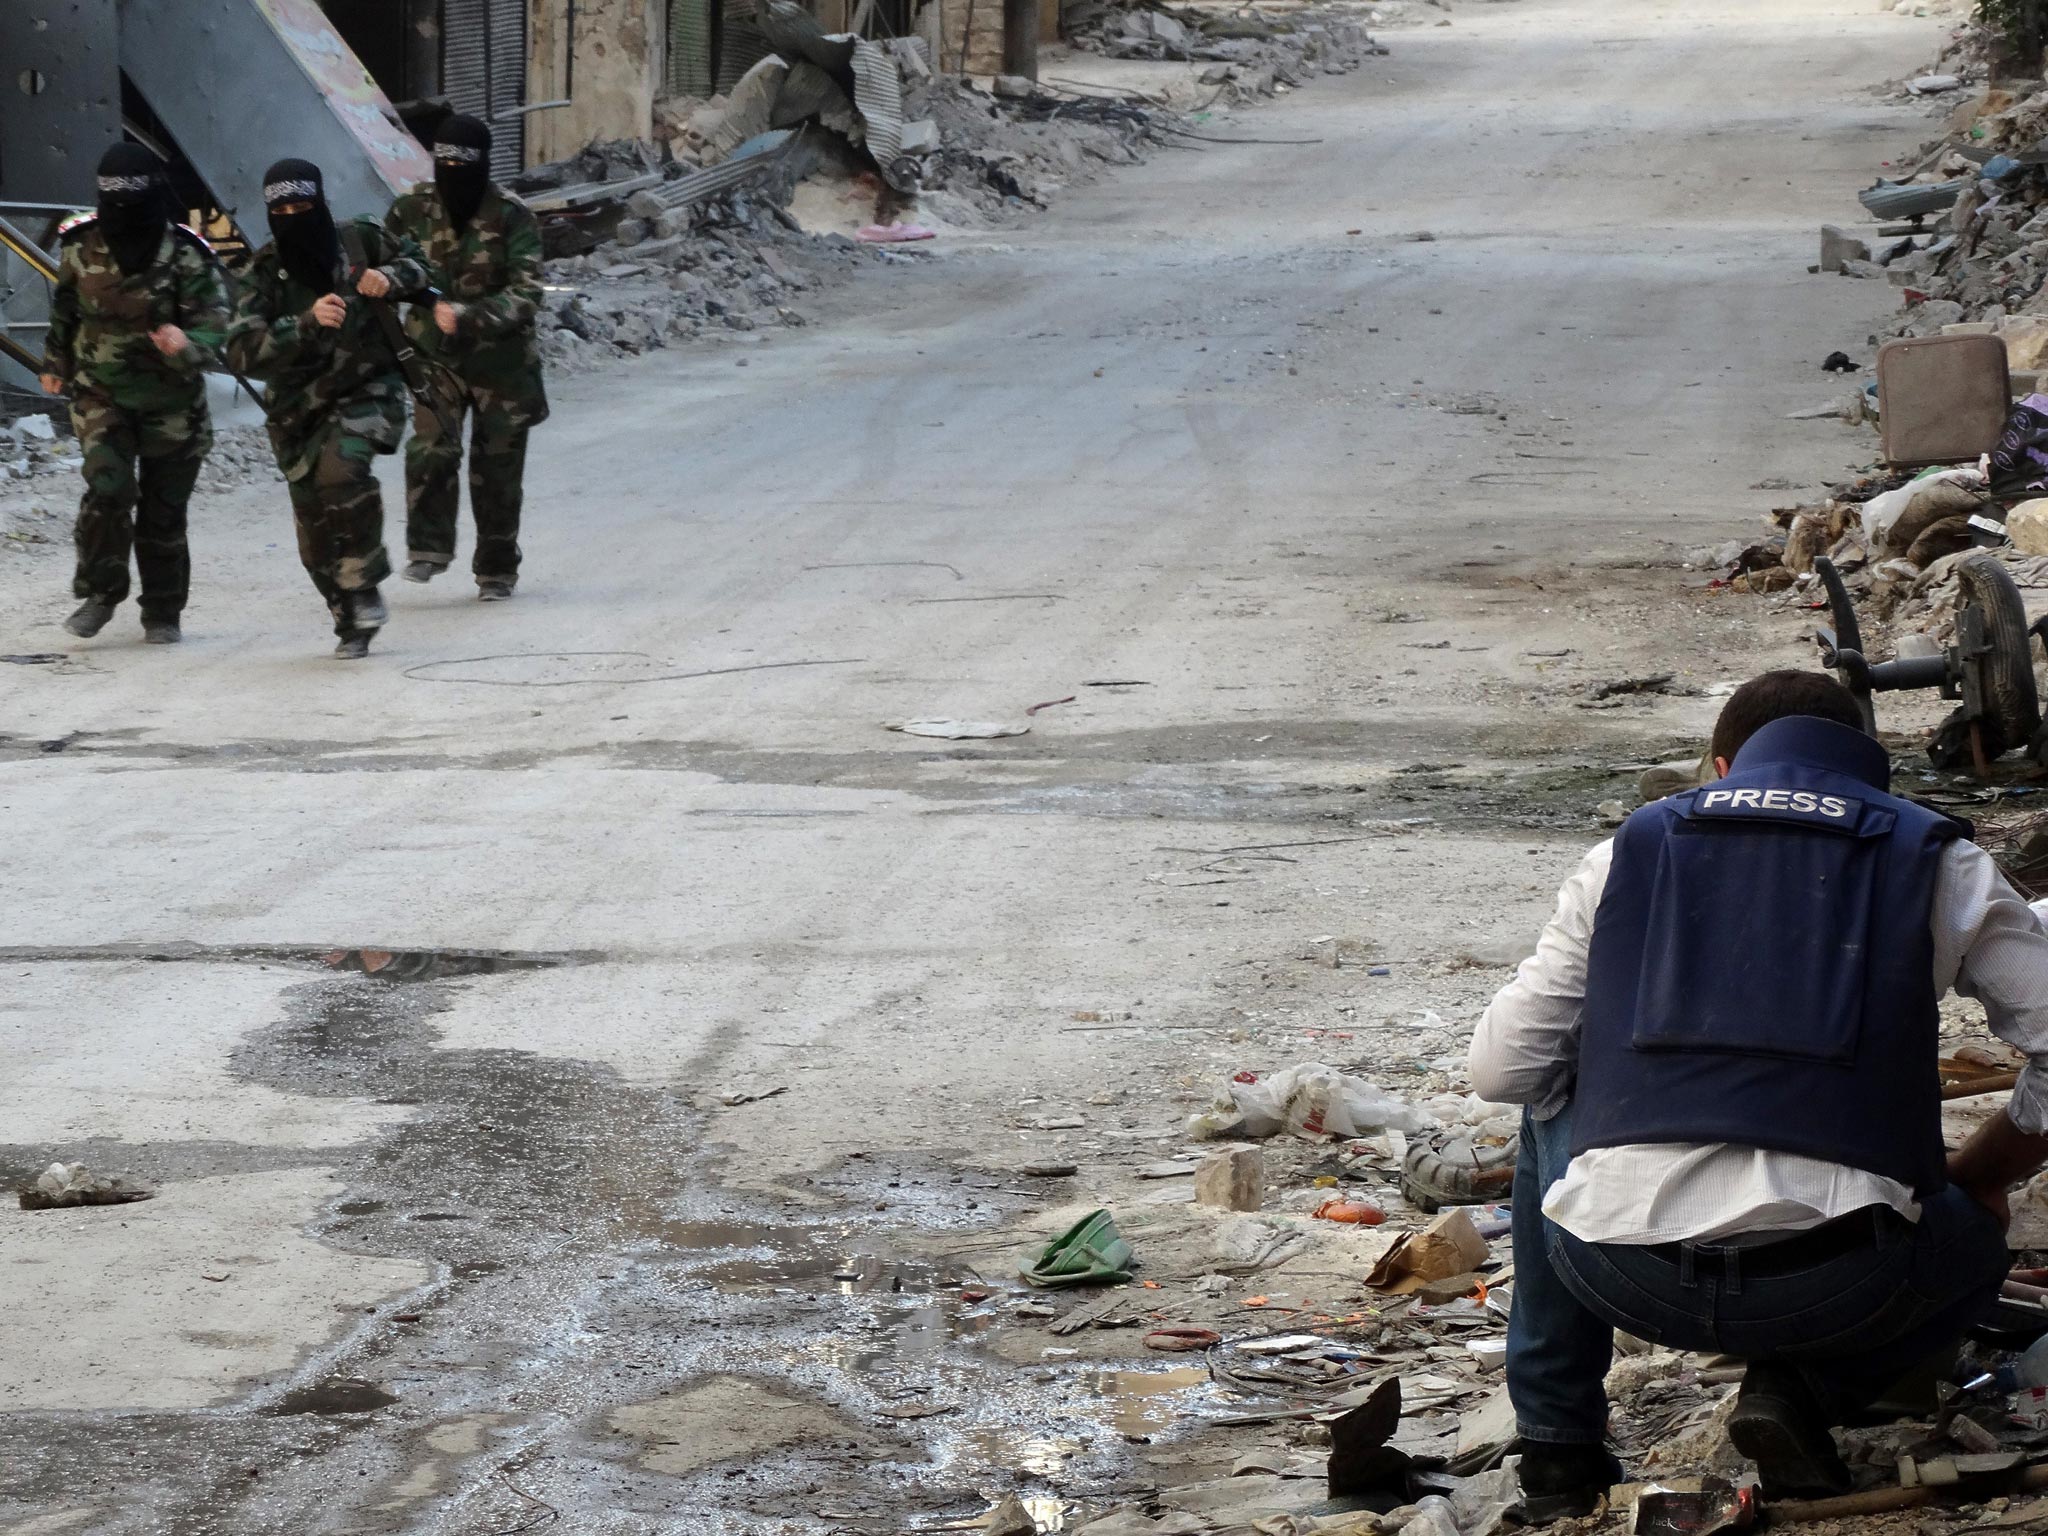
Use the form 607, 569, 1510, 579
271, 1378, 399, 1416
1090, 1366, 1210, 1437
959, 1429, 1089, 1480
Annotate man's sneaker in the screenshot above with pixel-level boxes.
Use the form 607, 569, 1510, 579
350, 587, 388, 629
141, 619, 182, 645
64, 599, 116, 638
1728, 1363, 1852, 1499
477, 580, 514, 602
333, 631, 372, 661
402, 560, 439, 583
1516, 1441, 1624, 1522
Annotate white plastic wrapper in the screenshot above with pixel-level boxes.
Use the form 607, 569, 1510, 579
1188, 1062, 1436, 1141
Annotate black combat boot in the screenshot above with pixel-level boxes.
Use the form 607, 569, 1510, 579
64, 598, 116, 638
141, 617, 181, 644
1728, 1362, 1852, 1499
1517, 1441, 1625, 1521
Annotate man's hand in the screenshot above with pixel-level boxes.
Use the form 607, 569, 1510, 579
1947, 1108, 2048, 1233
434, 300, 460, 337
149, 324, 189, 358
311, 293, 348, 329
356, 267, 392, 299
37, 373, 63, 397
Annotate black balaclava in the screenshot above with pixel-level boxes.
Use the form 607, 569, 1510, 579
96, 142, 169, 277
432, 115, 492, 232
263, 157, 340, 293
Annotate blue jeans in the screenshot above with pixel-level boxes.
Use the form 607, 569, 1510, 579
1506, 1104, 2009, 1444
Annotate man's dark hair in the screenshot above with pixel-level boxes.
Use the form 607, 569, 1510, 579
1709, 669, 1865, 764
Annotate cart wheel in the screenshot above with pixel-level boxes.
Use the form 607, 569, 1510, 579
1930, 555, 2041, 768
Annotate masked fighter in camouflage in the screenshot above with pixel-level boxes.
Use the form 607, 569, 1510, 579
41, 142, 229, 645
226, 158, 431, 658
385, 114, 548, 601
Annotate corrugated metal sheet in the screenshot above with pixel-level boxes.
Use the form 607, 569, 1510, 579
847, 39, 904, 165
442, 0, 526, 179
717, 3, 776, 96
646, 129, 798, 210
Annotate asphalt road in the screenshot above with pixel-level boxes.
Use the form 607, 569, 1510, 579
0, 2, 1937, 1530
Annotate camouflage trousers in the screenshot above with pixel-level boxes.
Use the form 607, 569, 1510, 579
285, 428, 395, 637
70, 394, 210, 621
404, 380, 532, 585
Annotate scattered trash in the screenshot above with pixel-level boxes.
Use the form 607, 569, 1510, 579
1630, 1477, 1756, 1536
717, 1085, 790, 1107
1189, 1063, 1434, 1141
1404, 1132, 1518, 1213
886, 719, 1030, 739
1143, 1327, 1221, 1352
1018, 1160, 1079, 1178
19, 1163, 153, 1210
1, 654, 63, 665
1365, 1209, 1493, 1293
1025, 695, 1077, 716
983, 1493, 1037, 1536
1021, 1208, 1135, 1288
855, 222, 936, 243
1820, 351, 1858, 373
1311, 1197, 1385, 1224
1589, 674, 1683, 701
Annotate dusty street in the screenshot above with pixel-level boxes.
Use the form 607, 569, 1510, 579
0, 1, 1942, 1531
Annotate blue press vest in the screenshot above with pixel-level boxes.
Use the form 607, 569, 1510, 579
1571, 715, 1958, 1196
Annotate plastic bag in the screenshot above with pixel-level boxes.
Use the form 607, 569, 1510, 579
1859, 465, 1985, 551
1189, 1063, 1435, 1141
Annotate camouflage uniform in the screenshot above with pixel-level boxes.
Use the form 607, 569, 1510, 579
224, 218, 430, 634
43, 220, 229, 623
384, 184, 549, 585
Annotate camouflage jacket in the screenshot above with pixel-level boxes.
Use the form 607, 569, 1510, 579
384, 184, 548, 424
44, 219, 230, 414
224, 217, 431, 482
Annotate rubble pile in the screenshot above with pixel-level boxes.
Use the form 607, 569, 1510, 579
1061, 0, 1387, 97
532, 197, 867, 372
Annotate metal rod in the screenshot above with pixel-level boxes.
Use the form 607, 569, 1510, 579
495, 99, 572, 118
484, 0, 496, 120
565, 0, 576, 99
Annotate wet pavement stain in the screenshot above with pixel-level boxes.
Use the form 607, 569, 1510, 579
0, 726, 1699, 830
0, 964, 1218, 1535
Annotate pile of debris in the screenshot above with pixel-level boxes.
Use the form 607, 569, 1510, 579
1815, 29, 2048, 348
968, 1036, 2048, 1536
1062, 0, 1386, 97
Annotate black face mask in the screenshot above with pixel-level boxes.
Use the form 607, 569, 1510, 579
96, 143, 169, 277
263, 157, 341, 293
432, 114, 492, 232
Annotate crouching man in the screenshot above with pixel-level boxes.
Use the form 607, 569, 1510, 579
1471, 670, 2048, 1512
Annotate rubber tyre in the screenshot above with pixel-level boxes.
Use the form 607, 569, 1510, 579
1930, 555, 2040, 767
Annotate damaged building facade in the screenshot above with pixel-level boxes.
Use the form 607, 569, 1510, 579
320, 0, 1053, 167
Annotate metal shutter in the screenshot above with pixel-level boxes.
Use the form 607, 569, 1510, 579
441, 0, 526, 178
717, 1, 774, 95
667, 0, 714, 97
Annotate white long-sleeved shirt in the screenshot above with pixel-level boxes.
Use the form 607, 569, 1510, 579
1469, 837, 2048, 1244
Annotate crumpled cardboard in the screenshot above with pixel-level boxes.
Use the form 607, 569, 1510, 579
1364, 1208, 1492, 1294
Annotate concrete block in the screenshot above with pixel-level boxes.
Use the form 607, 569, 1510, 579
1821, 224, 1871, 273
2006, 498, 2048, 557
1194, 1147, 1264, 1211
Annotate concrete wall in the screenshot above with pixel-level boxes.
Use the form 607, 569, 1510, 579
526, 0, 658, 165
936, 0, 1003, 75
